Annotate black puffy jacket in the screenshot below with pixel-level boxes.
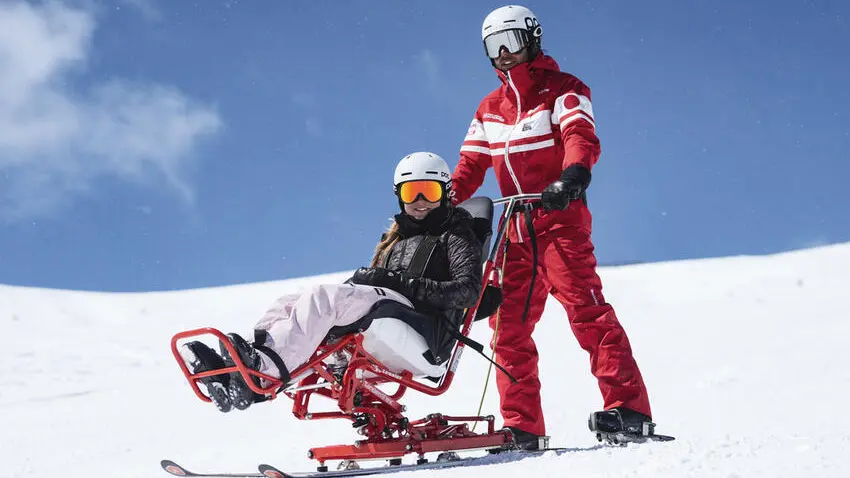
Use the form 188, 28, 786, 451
348, 205, 483, 365
379, 206, 482, 314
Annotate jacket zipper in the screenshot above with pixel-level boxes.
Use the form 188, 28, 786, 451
505, 71, 525, 242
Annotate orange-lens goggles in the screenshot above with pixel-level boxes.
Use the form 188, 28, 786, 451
397, 180, 444, 204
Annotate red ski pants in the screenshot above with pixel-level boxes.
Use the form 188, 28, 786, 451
490, 224, 651, 436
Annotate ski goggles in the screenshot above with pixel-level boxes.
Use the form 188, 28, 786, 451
396, 180, 445, 204
483, 29, 531, 59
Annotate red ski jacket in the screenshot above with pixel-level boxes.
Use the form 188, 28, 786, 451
451, 54, 600, 235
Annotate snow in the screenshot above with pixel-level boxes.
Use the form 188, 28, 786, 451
2, 244, 849, 477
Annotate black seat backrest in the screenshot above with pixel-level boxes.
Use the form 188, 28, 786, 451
456, 196, 494, 258
455, 196, 502, 321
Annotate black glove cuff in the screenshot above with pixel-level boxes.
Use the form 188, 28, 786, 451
560, 164, 591, 190
399, 276, 419, 300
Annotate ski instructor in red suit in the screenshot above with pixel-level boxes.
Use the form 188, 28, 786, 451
449, 5, 655, 449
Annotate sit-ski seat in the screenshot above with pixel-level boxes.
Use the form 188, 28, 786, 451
361, 318, 447, 377
349, 197, 495, 378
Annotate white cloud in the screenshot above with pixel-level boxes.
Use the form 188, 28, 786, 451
416, 49, 440, 90
291, 92, 322, 137
115, 0, 163, 23
0, 1, 222, 220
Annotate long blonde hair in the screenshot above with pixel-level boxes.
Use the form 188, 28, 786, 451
370, 220, 401, 267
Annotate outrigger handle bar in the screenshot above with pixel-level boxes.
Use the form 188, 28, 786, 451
487, 193, 542, 264
492, 193, 542, 206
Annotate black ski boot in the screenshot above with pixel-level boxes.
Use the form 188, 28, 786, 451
219, 333, 266, 411
507, 426, 549, 450
180, 341, 232, 413
489, 426, 549, 452
589, 407, 660, 444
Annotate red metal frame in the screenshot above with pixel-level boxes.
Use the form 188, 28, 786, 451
169, 195, 540, 466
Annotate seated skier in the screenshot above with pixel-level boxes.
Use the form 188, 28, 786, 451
181, 152, 483, 413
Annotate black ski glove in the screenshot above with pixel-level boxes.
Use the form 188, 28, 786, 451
541, 164, 591, 211
350, 267, 405, 290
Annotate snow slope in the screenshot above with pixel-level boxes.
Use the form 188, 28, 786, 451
2, 245, 849, 477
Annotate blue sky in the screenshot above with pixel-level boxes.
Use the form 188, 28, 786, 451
1, 0, 848, 292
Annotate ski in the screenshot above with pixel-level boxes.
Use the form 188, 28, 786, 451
257, 448, 573, 478
164, 435, 674, 478
161, 459, 264, 477
595, 432, 676, 446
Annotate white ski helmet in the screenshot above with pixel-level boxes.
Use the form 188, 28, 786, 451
481, 5, 542, 60
393, 152, 453, 204
393, 151, 452, 186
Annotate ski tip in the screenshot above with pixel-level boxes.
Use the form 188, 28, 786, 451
161, 460, 190, 476
257, 464, 288, 478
